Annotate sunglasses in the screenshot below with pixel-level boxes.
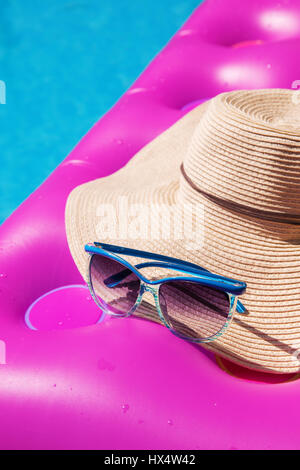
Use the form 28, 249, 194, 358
85, 242, 247, 343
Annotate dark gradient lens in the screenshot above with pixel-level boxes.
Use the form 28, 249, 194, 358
159, 280, 230, 340
90, 254, 140, 316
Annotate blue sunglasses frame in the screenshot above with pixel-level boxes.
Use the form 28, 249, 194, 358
85, 242, 247, 343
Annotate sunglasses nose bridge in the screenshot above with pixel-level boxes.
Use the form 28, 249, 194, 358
139, 282, 161, 320
140, 281, 159, 297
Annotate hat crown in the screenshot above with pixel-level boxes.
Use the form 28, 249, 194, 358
182, 89, 300, 218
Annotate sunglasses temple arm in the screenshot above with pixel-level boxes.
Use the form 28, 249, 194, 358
94, 242, 246, 289
94, 242, 211, 273
104, 261, 212, 287
104, 260, 246, 296
91, 244, 247, 313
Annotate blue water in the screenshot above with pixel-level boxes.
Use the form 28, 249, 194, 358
0, 0, 201, 224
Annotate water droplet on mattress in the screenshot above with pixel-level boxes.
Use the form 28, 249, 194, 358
121, 404, 129, 413
98, 358, 115, 371
0, 273, 7, 279
167, 419, 174, 426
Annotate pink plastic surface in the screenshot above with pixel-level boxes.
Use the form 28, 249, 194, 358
1, 0, 300, 450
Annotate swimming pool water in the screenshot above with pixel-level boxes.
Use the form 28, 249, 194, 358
0, 0, 201, 224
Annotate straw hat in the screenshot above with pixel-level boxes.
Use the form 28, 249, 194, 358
66, 89, 300, 374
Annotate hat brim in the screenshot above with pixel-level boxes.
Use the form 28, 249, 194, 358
66, 101, 300, 374
66, 101, 209, 280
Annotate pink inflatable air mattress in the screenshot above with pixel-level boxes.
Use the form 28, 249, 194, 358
1, 0, 300, 450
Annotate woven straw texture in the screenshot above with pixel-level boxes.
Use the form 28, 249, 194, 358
66, 89, 300, 374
